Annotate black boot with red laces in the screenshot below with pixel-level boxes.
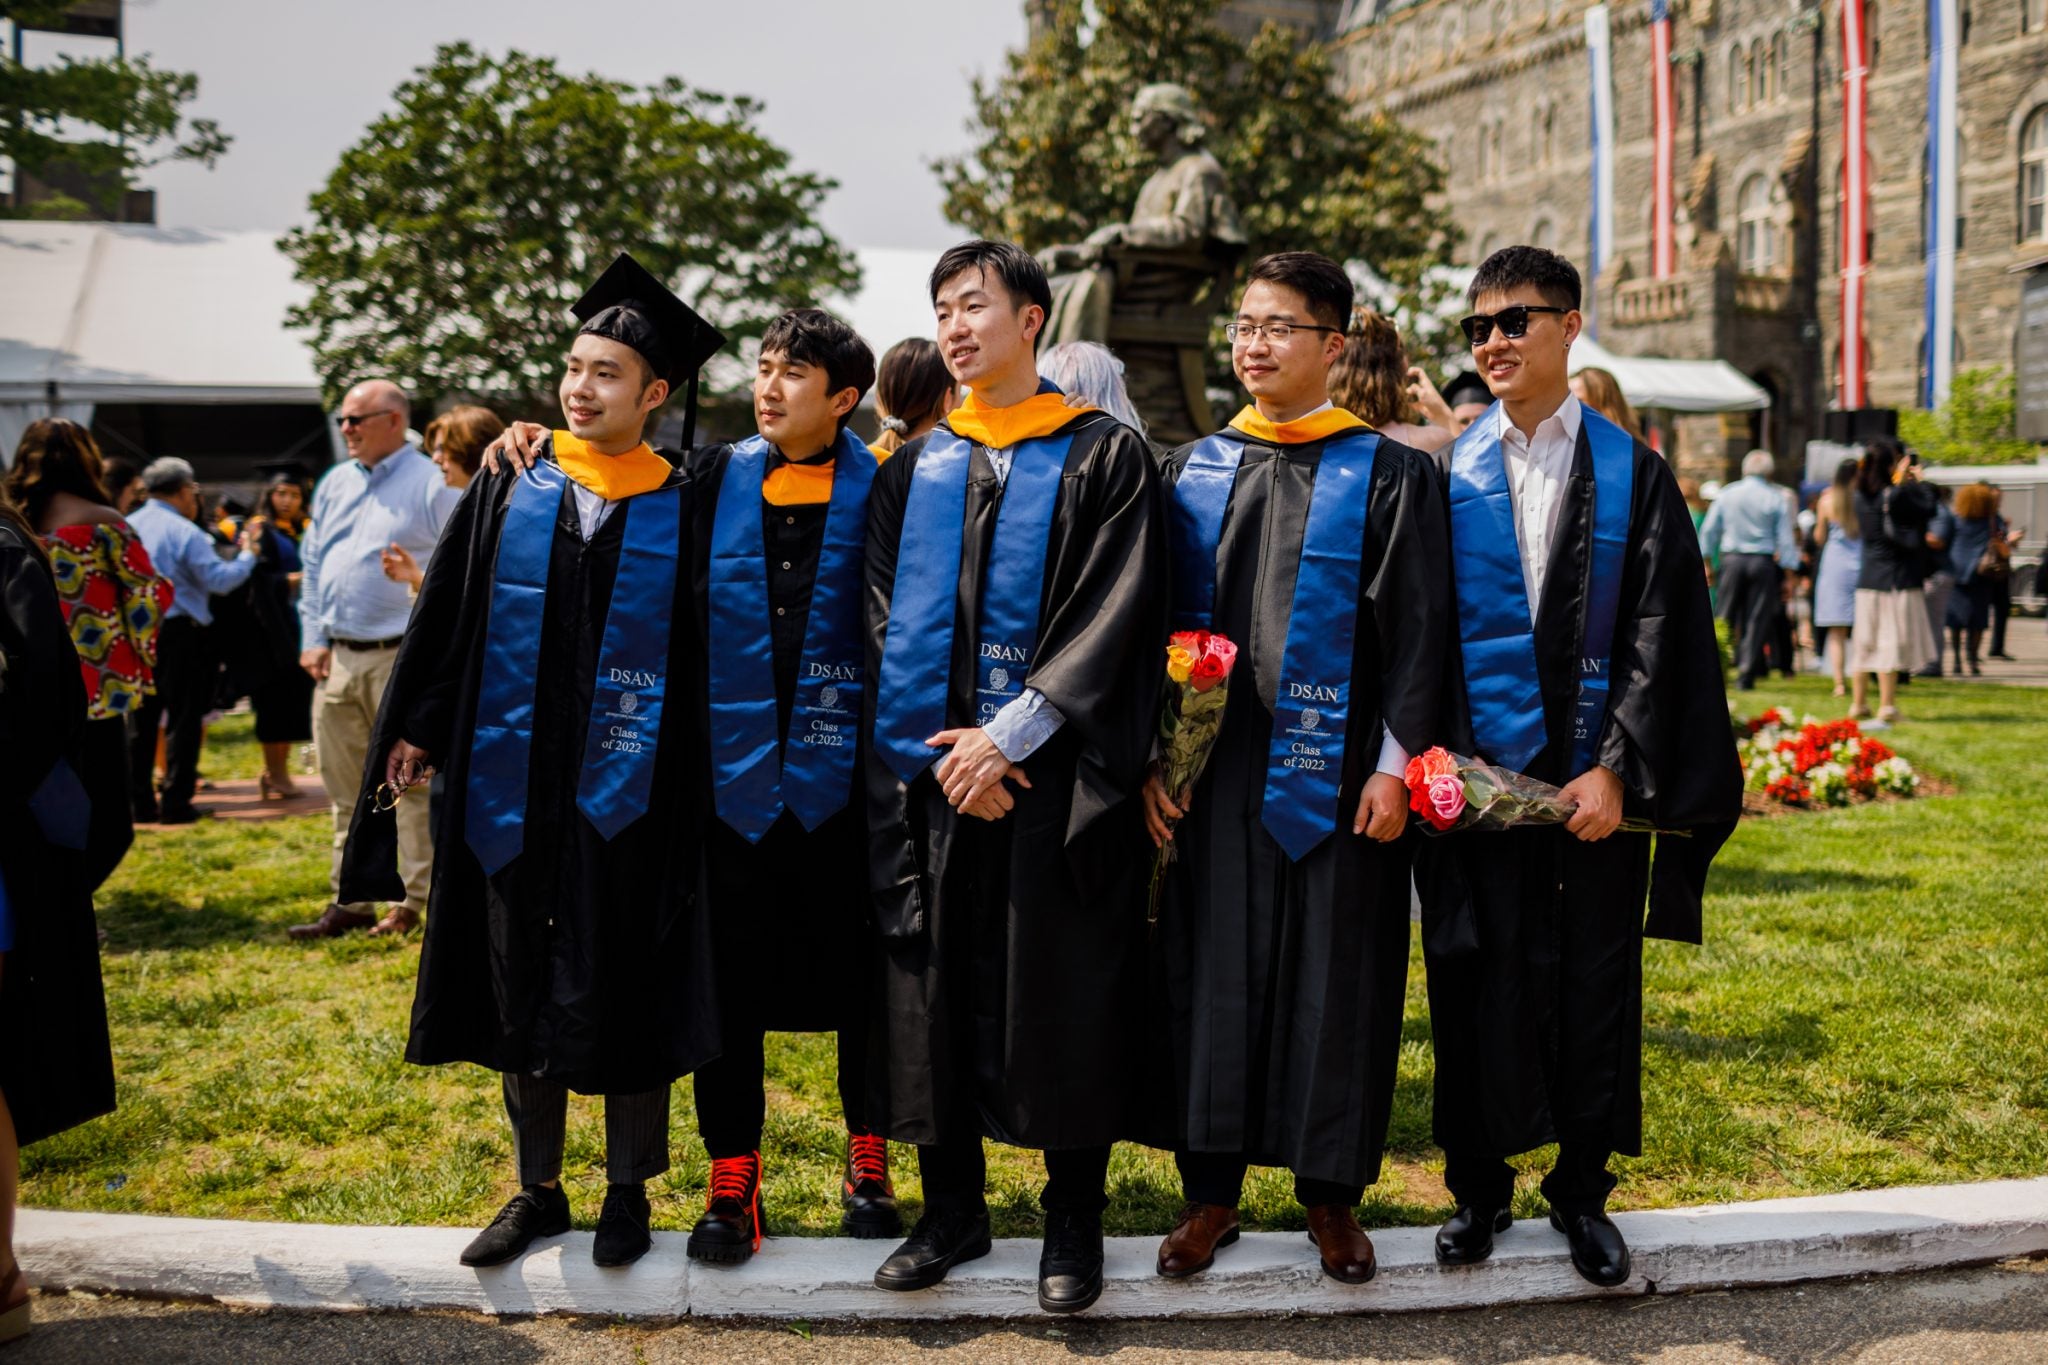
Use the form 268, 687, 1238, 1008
841, 1131, 902, 1240
687, 1150, 763, 1264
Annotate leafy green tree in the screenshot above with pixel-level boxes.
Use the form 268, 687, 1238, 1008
1899, 368, 2041, 466
281, 44, 859, 409
935, 0, 1453, 347
1, 0, 230, 219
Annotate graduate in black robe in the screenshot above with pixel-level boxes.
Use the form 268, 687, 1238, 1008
0, 503, 115, 1337
676, 309, 896, 1260
1414, 247, 1741, 1287
340, 254, 725, 1271
863, 242, 1165, 1314
1141, 254, 1450, 1287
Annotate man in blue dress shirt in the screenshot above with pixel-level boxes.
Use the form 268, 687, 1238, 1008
1698, 449, 1802, 690
289, 379, 460, 939
125, 458, 262, 823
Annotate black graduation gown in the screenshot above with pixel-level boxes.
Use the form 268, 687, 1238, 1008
684, 441, 870, 1035
1414, 431, 1742, 1160
1143, 430, 1450, 1189
339, 449, 719, 1096
862, 410, 1167, 1150
0, 521, 115, 1146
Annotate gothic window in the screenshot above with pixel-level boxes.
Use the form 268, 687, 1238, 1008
1539, 104, 1557, 167
1729, 43, 1749, 113
1770, 32, 1789, 99
2023, 106, 2048, 243
1750, 38, 1768, 103
1738, 173, 1779, 273
1530, 219, 1556, 251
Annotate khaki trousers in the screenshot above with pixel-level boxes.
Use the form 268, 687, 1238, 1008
317, 641, 433, 913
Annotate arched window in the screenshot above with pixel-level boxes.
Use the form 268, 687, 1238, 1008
1750, 38, 1768, 103
1539, 104, 1556, 167
1530, 219, 1556, 251
1728, 43, 1746, 114
2028, 0, 2047, 36
2023, 106, 2048, 243
1770, 32, 1788, 99
1738, 173, 1778, 273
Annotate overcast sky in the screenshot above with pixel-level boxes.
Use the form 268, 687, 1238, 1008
31, 0, 1026, 249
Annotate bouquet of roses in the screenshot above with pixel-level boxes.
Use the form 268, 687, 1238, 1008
1147, 630, 1239, 922
1402, 745, 1679, 835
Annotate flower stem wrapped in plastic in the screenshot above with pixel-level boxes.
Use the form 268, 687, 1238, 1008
1147, 630, 1238, 922
1401, 745, 1681, 836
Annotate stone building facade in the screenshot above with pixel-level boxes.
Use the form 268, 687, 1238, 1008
1303, 0, 2048, 481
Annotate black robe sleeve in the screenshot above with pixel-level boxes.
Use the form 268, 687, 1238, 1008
861, 434, 925, 937
1597, 443, 1743, 944
337, 463, 518, 905
0, 530, 85, 803
1362, 443, 1453, 761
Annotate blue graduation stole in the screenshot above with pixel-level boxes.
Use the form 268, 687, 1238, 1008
707, 430, 876, 841
466, 458, 683, 874
1167, 427, 1382, 862
873, 428, 1074, 782
1447, 402, 1635, 776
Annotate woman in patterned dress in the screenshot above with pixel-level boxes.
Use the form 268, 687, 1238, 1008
3, 420, 171, 890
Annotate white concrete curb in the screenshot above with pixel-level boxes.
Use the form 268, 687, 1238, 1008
18, 1177, 2048, 1321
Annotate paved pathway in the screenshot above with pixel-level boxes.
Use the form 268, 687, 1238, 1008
133, 774, 327, 830
9, 1257, 2047, 1363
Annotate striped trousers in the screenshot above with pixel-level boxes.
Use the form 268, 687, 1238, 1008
500, 1073, 671, 1186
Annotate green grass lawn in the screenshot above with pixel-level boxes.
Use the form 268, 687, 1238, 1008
21, 679, 2048, 1240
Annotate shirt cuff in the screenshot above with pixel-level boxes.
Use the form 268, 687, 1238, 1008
301, 620, 330, 651
1375, 724, 1408, 778
983, 688, 1065, 763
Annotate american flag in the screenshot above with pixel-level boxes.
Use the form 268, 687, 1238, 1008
1649, 0, 1676, 279
1840, 0, 1870, 408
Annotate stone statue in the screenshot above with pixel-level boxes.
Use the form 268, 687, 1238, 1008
1040, 83, 1247, 445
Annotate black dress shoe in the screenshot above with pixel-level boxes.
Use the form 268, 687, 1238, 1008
841, 1132, 902, 1240
460, 1183, 571, 1267
1550, 1209, 1631, 1287
1038, 1210, 1104, 1314
872, 1206, 992, 1291
592, 1183, 652, 1267
157, 803, 206, 825
1434, 1205, 1511, 1265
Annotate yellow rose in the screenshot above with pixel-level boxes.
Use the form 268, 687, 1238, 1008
1165, 645, 1196, 684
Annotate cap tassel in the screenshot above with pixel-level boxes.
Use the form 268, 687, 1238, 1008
681, 371, 700, 452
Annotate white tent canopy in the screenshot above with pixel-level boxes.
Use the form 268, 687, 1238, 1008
1569, 334, 1770, 413
0, 221, 324, 457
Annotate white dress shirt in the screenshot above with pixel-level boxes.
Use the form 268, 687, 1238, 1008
1493, 392, 1583, 614
566, 480, 618, 541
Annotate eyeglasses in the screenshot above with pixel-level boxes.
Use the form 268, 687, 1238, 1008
372, 758, 430, 812
1459, 305, 1568, 347
1225, 321, 1344, 345
335, 409, 400, 429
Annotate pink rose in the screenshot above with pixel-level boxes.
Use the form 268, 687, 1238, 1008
1425, 774, 1467, 830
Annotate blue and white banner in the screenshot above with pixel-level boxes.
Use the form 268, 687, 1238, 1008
1922, 0, 1960, 408
1585, 3, 1615, 336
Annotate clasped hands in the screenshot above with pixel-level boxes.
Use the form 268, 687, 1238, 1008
928, 727, 1031, 821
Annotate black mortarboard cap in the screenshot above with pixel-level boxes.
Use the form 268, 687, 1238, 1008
572, 252, 726, 449
255, 458, 315, 485
1440, 370, 1493, 409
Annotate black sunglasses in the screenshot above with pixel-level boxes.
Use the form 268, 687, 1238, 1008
335, 409, 400, 429
1459, 305, 1567, 346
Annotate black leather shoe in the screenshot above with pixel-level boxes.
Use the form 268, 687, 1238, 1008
841, 1132, 902, 1240
1434, 1205, 1512, 1265
1550, 1209, 1631, 1287
872, 1206, 992, 1291
460, 1183, 570, 1267
1038, 1210, 1104, 1314
688, 1152, 762, 1265
592, 1183, 652, 1267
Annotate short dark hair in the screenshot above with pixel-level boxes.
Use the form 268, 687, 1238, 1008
928, 239, 1053, 322
760, 308, 877, 411
1244, 252, 1354, 333
1468, 245, 1581, 312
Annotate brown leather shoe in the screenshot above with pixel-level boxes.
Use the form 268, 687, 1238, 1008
1156, 1202, 1240, 1278
287, 904, 376, 940
1305, 1204, 1377, 1284
367, 905, 420, 937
